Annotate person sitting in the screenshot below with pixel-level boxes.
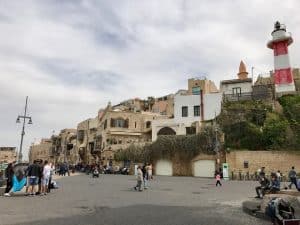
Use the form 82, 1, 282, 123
255, 175, 270, 198
269, 173, 280, 194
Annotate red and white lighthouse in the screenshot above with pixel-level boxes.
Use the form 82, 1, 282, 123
267, 21, 295, 93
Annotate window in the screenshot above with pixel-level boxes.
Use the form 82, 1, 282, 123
135, 122, 137, 128
192, 87, 201, 95
146, 121, 151, 128
77, 130, 84, 141
110, 118, 129, 128
186, 127, 196, 135
194, 105, 200, 116
104, 119, 107, 129
182, 106, 188, 117
232, 87, 241, 96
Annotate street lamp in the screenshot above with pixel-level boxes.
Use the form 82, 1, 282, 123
16, 96, 33, 163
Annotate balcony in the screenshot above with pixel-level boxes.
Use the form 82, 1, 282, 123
223, 91, 272, 102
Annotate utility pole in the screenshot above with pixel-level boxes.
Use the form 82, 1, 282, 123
16, 96, 33, 163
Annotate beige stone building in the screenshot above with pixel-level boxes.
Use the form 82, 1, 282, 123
0, 147, 17, 164
28, 139, 52, 163
151, 94, 174, 118
77, 117, 99, 165
188, 77, 219, 95
95, 103, 167, 166
51, 128, 77, 165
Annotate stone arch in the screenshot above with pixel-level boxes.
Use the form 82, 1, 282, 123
157, 127, 176, 136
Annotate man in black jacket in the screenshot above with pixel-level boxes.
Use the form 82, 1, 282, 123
255, 174, 270, 198
4, 163, 14, 196
27, 160, 41, 196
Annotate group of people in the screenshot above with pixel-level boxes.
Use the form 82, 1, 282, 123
4, 160, 55, 197
255, 166, 299, 199
134, 164, 153, 191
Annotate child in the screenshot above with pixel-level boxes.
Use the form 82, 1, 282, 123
216, 172, 222, 187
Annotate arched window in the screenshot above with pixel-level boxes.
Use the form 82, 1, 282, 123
157, 127, 176, 136
146, 121, 151, 128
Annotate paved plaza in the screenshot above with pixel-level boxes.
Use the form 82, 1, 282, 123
0, 174, 267, 225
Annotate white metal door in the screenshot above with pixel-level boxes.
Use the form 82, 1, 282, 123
193, 160, 215, 177
155, 160, 173, 176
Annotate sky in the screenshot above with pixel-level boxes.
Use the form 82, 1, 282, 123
0, 0, 300, 160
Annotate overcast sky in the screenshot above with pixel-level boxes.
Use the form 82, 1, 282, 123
0, 0, 300, 160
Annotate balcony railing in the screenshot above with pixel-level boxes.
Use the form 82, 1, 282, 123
223, 91, 272, 102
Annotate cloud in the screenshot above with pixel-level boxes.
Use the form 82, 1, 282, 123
0, 0, 300, 159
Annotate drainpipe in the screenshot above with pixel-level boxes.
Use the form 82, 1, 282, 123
200, 90, 204, 121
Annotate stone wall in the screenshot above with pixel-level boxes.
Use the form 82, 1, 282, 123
154, 152, 219, 176
0, 147, 17, 163
226, 150, 300, 176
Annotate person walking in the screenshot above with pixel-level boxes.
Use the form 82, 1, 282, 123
147, 163, 153, 180
42, 161, 51, 195
47, 163, 54, 193
142, 165, 148, 189
215, 172, 222, 187
4, 163, 14, 196
288, 166, 298, 189
134, 166, 143, 191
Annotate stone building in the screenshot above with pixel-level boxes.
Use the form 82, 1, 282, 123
28, 139, 52, 163
0, 147, 17, 164
220, 61, 253, 101
151, 94, 174, 118
96, 103, 166, 166
188, 77, 219, 95
152, 78, 222, 141
51, 129, 77, 165
77, 117, 99, 165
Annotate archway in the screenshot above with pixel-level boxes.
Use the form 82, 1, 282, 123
157, 127, 176, 136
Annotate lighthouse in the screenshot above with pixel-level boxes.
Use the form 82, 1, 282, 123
267, 21, 295, 93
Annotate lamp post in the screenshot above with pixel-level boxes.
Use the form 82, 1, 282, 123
16, 96, 33, 163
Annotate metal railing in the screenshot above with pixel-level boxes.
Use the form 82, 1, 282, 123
223, 91, 273, 102
230, 171, 290, 182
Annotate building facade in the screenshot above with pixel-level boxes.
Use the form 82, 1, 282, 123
0, 147, 17, 164
95, 103, 166, 166
29, 139, 52, 163
152, 79, 222, 141
51, 129, 77, 165
77, 117, 99, 165
220, 61, 253, 101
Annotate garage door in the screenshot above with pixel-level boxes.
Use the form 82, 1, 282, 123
193, 160, 215, 177
155, 160, 173, 176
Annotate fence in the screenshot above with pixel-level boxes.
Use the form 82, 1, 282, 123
223, 91, 273, 102
230, 171, 290, 182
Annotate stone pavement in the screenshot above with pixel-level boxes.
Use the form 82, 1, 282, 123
0, 174, 268, 225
